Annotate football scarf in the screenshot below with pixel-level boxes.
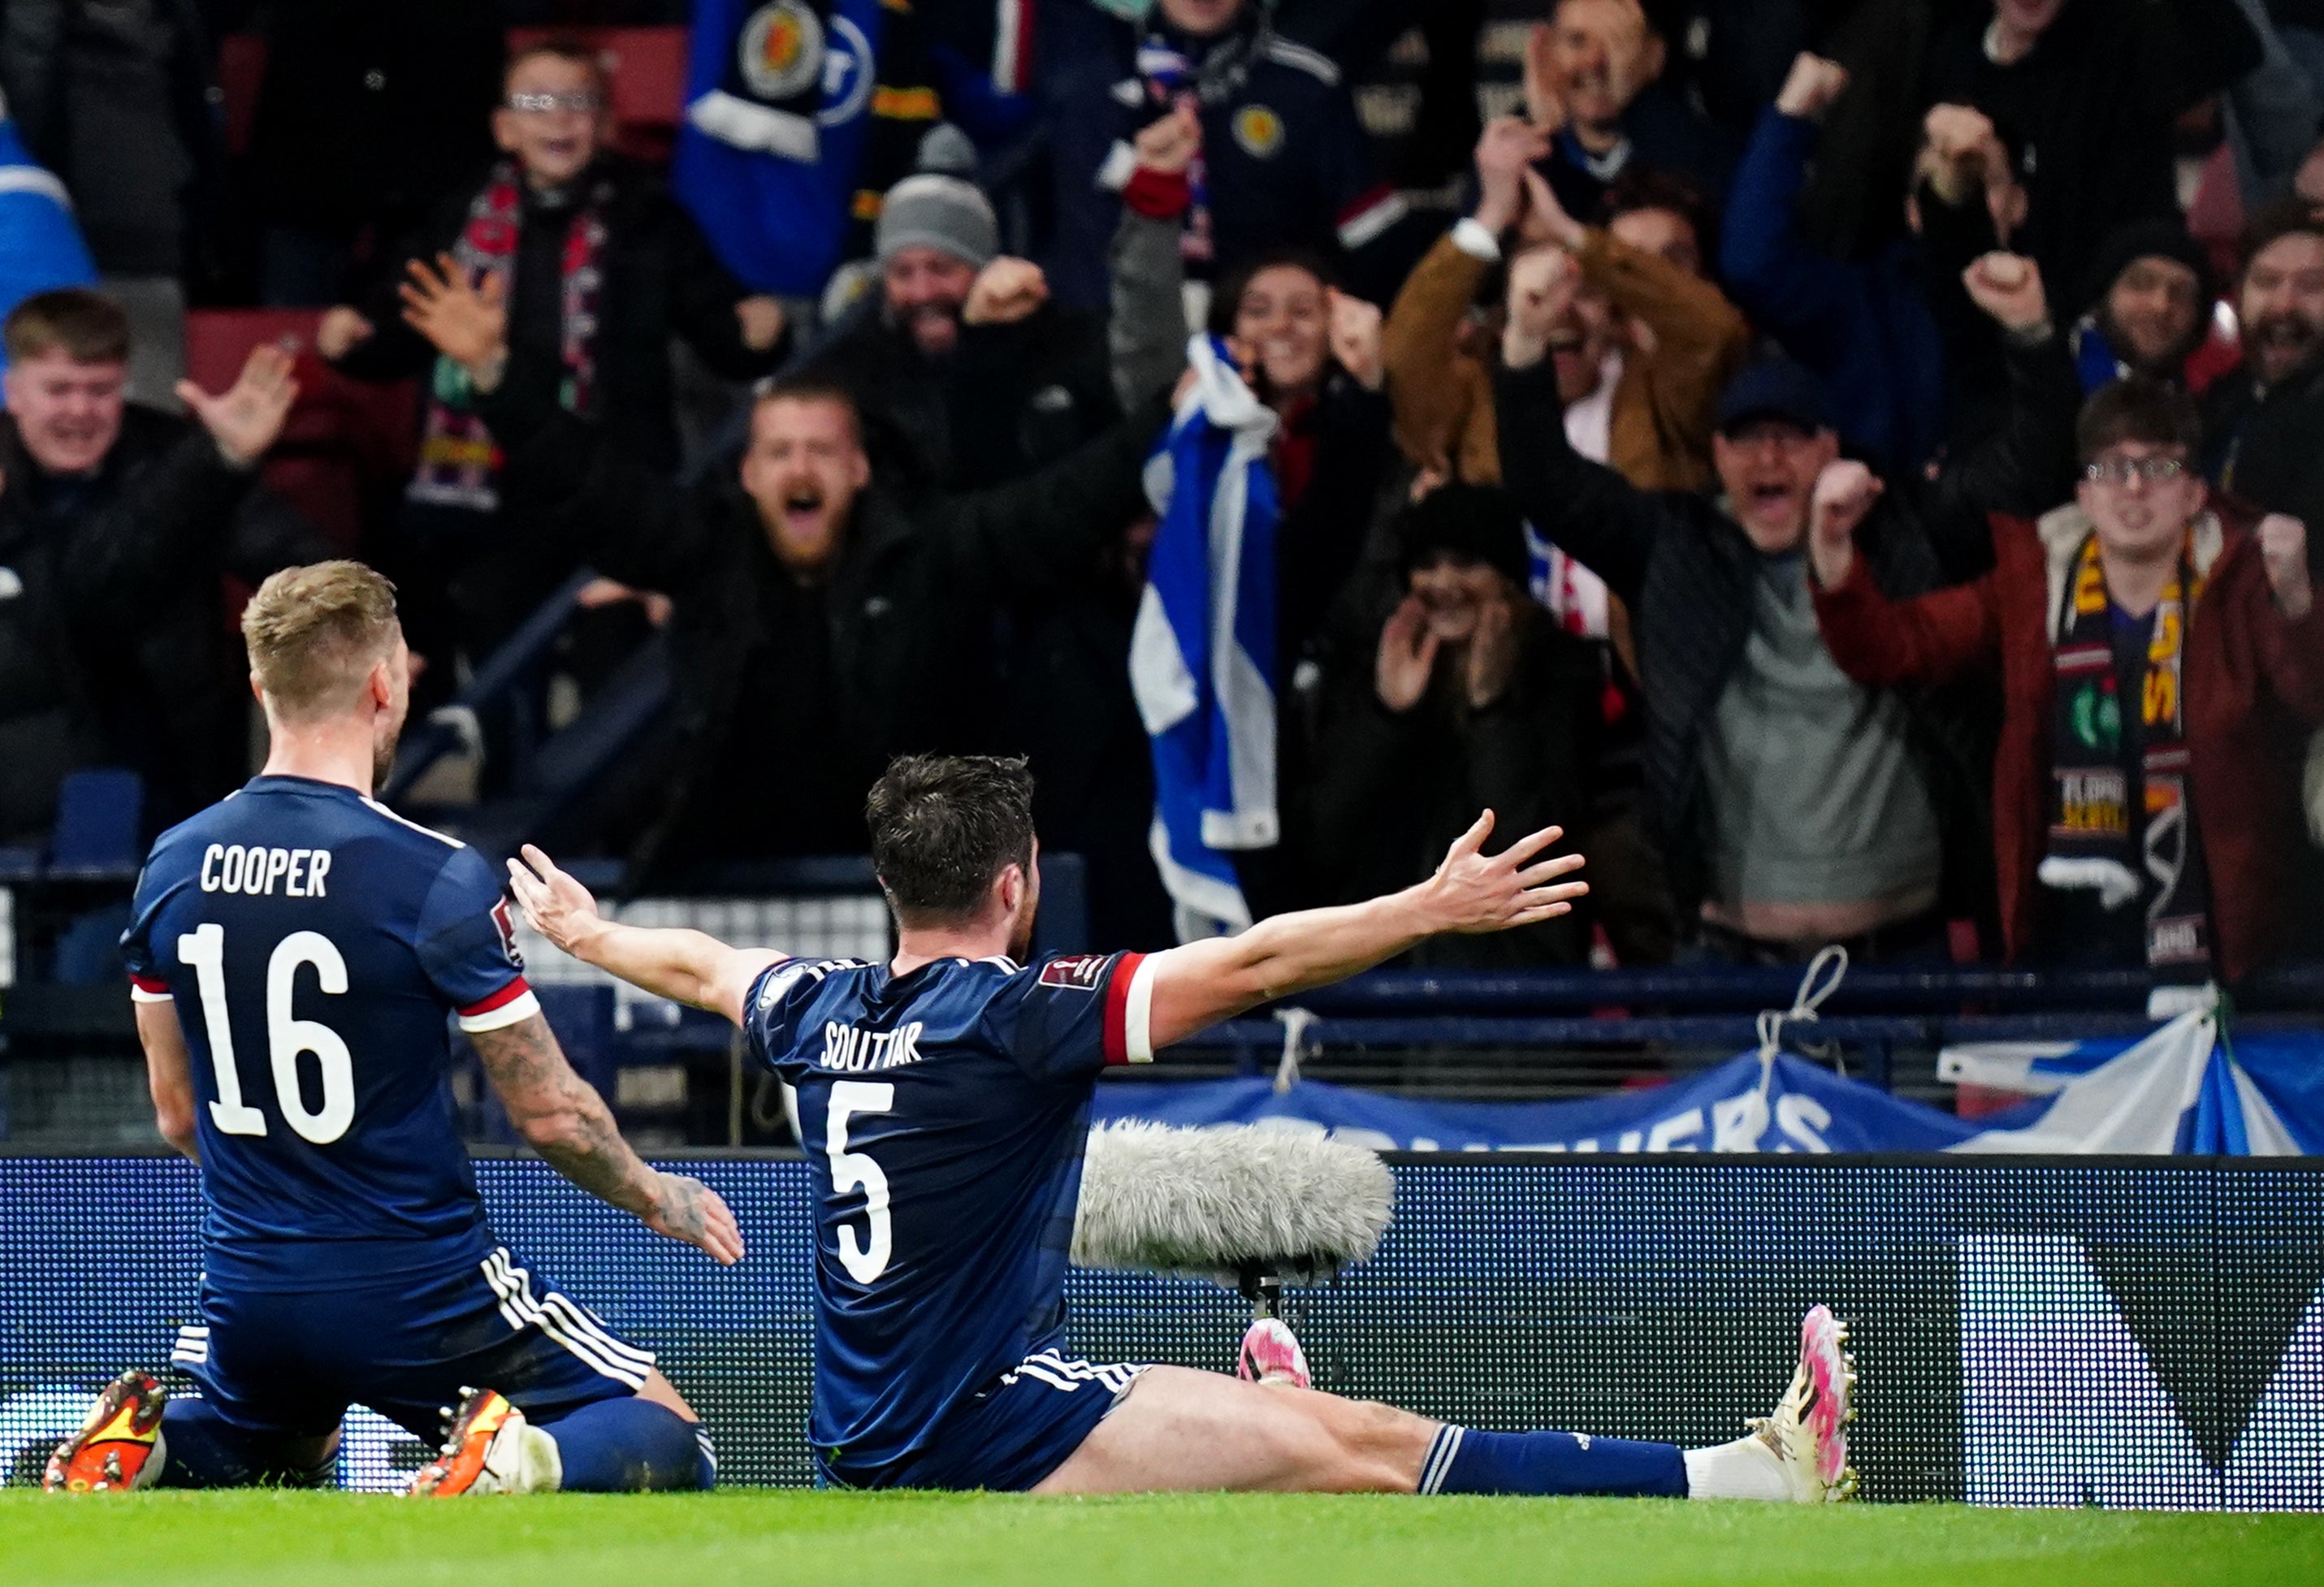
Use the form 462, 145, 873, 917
409, 164, 608, 515
1131, 12, 1267, 270
2038, 529, 2214, 979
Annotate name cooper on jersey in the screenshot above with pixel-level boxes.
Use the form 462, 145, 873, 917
197, 845, 335, 897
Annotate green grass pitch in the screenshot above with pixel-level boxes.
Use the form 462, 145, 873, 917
4, 1490, 2321, 1585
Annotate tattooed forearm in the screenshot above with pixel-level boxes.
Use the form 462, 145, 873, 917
472, 1014, 658, 1215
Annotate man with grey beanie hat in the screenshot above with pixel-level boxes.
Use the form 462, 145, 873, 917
799, 123, 1189, 498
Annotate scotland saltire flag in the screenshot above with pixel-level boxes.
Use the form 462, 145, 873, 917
1940, 1007, 2324, 1155
1130, 335, 1280, 941
1092, 1008, 2324, 1155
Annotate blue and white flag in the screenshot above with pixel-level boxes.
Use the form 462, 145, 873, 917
1092, 1008, 2324, 1155
1130, 334, 1281, 940
0, 108, 97, 377
1940, 1007, 2322, 1154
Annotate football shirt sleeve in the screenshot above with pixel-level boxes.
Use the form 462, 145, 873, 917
414, 846, 539, 1033
743, 958, 842, 1076
993, 952, 1157, 1083
120, 858, 174, 1003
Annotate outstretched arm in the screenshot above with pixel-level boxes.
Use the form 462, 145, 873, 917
1140, 812, 1587, 1050
470, 1012, 743, 1263
505, 845, 785, 1028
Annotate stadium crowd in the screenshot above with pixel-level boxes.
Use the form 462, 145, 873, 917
2, 0, 2323, 990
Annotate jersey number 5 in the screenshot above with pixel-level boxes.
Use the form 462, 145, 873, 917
177, 923, 357, 1145
825, 1080, 894, 1285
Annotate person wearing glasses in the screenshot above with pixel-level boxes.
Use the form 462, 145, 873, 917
1809, 377, 2323, 1009
312, 37, 790, 733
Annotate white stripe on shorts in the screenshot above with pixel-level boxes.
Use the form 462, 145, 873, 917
478, 1247, 656, 1390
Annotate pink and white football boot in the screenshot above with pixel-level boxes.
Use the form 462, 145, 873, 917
1751, 1304, 1858, 1502
1236, 1317, 1312, 1390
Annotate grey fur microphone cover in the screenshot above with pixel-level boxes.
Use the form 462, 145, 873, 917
1071, 1122, 1395, 1285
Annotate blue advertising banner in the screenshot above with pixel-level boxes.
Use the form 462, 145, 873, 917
1094, 1012, 2324, 1156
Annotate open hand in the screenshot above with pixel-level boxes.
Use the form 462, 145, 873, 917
1134, 102, 1201, 176
1777, 54, 1849, 121
2258, 512, 2313, 618
400, 253, 508, 378
1326, 287, 1384, 390
1422, 810, 1588, 935
643, 1171, 745, 1265
177, 343, 299, 468
506, 843, 607, 960
963, 257, 1049, 326
1375, 594, 1441, 711
1963, 252, 2049, 337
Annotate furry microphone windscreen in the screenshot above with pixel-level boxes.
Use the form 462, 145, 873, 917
1071, 1122, 1395, 1285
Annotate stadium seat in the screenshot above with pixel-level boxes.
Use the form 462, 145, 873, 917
45, 770, 145, 880
182, 309, 418, 551
507, 27, 688, 162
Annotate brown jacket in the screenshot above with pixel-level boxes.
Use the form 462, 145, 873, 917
1812, 504, 2324, 984
1381, 227, 1750, 492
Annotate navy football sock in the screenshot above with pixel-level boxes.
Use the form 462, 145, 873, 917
154, 1396, 335, 1489
537, 1398, 715, 1491
1418, 1425, 1688, 1498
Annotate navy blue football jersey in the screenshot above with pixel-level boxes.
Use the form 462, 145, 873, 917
120, 776, 538, 1291
745, 949, 1156, 1472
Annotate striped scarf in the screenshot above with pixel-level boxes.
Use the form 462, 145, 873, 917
409, 164, 608, 514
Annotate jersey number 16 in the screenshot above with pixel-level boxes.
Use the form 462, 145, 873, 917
177, 923, 357, 1145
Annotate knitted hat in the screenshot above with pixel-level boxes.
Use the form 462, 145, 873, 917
875, 174, 998, 271
2077, 216, 2214, 318
1396, 484, 1531, 589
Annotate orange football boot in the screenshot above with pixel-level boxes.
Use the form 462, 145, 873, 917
43, 1371, 167, 1493
406, 1388, 560, 1496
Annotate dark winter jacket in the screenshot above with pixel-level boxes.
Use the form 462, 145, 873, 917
481, 370, 1171, 876
1720, 107, 1948, 476
1309, 609, 1600, 966
0, 0, 225, 278
336, 154, 782, 478
1036, 5, 1403, 310
1491, 331, 2080, 921
0, 407, 330, 837
796, 299, 1122, 500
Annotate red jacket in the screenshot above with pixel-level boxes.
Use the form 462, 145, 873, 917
1812, 506, 2324, 982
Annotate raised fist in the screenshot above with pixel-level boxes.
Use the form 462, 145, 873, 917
1134, 102, 1201, 177
315, 305, 374, 362
1776, 54, 1849, 121
1501, 244, 1577, 370
963, 257, 1049, 326
2258, 512, 2313, 618
1807, 459, 1883, 588
1963, 252, 2049, 337
1326, 288, 1384, 391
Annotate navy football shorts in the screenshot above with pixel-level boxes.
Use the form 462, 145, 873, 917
171, 1245, 651, 1442
818, 1351, 1148, 1492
